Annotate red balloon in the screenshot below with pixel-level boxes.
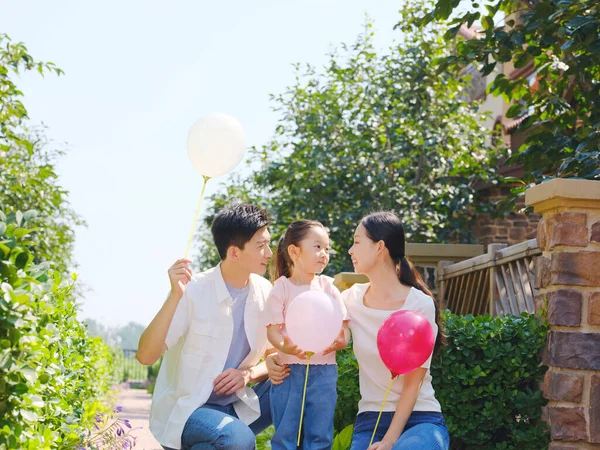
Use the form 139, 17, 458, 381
376, 310, 435, 377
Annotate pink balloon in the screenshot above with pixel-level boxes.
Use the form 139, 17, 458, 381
285, 291, 344, 354
377, 310, 435, 377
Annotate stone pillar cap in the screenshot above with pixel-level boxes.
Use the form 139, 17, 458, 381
526, 178, 600, 213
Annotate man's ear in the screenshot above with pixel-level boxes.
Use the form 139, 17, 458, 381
228, 246, 241, 261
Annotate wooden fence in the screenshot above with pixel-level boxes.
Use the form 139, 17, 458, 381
438, 239, 541, 316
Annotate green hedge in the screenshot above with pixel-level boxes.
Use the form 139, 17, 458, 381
0, 211, 114, 449
334, 311, 549, 449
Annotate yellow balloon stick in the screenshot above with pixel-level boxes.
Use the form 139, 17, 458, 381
369, 378, 394, 447
297, 351, 314, 447
184, 175, 211, 259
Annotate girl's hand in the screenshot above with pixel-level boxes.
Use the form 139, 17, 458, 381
368, 441, 394, 450
279, 336, 307, 359
322, 325, 350, 356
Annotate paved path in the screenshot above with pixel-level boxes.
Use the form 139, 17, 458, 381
119, 388, 162, 450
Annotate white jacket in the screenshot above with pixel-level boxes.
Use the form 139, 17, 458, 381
149, 264, 272, 449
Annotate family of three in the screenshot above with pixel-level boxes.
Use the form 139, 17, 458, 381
137, 204, 451, 450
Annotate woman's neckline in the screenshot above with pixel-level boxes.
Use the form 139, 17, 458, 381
359, 283, 414, 312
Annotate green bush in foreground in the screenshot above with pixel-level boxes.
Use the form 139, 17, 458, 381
0, 211, 114, 449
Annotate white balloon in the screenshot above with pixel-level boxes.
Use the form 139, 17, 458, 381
186, 113, 246, 177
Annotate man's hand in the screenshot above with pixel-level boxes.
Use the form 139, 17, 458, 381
167, 259, 193, 300
265, 353, 290, 385
213, 368, 250, 396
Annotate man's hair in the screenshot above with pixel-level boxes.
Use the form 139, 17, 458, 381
211, 204, 271, 259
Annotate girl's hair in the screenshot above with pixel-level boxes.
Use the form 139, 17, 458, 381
360, 211, 446, 353
275, 219, 326, 279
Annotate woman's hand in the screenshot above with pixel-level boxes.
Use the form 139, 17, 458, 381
265, 353, 290, 385
368, 440, 394, 450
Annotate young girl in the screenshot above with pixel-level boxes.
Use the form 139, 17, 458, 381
265, 219, 350, 450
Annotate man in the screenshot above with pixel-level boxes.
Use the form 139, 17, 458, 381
137, 204, 274, 449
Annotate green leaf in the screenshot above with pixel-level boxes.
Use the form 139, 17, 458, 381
20, 409, 39, 422
482, 16, 494, 31
22, 210, 38, 222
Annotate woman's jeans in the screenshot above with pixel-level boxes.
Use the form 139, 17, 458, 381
163, 380, 272, 450
270, 364, 338, 450
350, 411, 450, 450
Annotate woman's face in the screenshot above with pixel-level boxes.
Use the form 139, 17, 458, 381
348, 224, 380, 275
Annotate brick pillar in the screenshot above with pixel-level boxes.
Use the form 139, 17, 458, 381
526, 179, 600, 449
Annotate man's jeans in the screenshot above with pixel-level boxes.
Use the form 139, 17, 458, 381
350, 411, 450, 450
163, 380, 272, 450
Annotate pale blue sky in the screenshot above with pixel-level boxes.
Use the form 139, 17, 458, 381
2, 1, 403, 327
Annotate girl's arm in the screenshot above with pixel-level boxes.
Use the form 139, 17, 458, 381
322, 322, 351, 355
267, 324, 307, 358
371, 368, 427, 450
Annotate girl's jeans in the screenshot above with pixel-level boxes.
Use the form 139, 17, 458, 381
270, 364, 337, 450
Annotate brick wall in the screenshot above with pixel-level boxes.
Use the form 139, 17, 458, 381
476, 185, 540, 247
526, 179, 600, 449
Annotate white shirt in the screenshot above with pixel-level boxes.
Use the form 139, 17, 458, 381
343, 283, 442, 414
149, 264, 272, 449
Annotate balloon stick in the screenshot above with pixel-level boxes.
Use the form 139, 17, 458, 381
369, 377, 394, 447
184, 175, 211, 259
297, 351, 314, 447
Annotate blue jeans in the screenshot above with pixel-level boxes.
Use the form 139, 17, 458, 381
164, 380, 272, 450
351, 411, 450, 450
270, 364, 337, 450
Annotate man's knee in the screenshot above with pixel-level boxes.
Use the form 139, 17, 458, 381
214, 421, 255, 450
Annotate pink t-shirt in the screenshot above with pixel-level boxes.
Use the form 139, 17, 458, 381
265, 275, 348, 365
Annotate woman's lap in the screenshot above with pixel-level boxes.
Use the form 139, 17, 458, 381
350, 411, 450, 450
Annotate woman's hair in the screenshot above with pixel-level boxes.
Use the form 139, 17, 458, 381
361, 211, 445, 352
275, 219, 326, 279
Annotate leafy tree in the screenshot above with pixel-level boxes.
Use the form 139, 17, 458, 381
422, 0, 600, 184
0, 33, 83, 274
196, 3, 503, 274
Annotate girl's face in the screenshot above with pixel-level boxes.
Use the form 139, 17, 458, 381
289, 226, 330, 274
348, 224, 380, 275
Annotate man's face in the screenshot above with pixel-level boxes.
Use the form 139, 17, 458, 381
234, 226, 273, 275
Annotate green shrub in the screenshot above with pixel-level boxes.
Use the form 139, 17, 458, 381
431, 312, 549, 449
0, 212, 114, 449
334, 312, 549, 449
334, 345, 360, 433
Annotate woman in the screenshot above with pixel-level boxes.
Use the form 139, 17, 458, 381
267, 212, 450, 450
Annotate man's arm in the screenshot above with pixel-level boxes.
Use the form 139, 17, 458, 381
136, 259, 192, 365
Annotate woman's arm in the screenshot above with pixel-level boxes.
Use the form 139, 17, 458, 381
370, 368, 427, 450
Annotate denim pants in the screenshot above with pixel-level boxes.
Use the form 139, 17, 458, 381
163, 380, 272, 450
270, 364, 337, 450
350, 411, 450, 450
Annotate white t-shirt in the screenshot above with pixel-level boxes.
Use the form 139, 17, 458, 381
343, 283, 442, 414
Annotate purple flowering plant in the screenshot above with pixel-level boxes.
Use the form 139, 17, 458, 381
77, 405, 140, 449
